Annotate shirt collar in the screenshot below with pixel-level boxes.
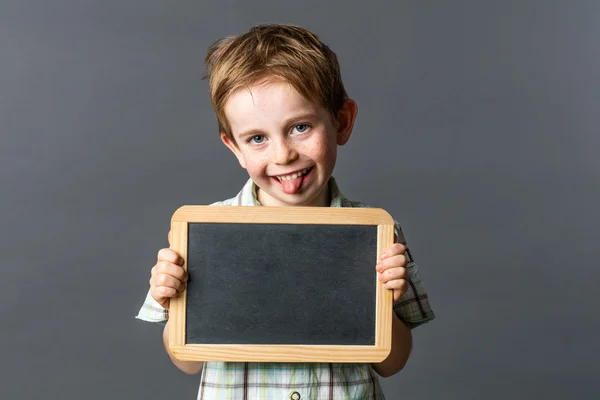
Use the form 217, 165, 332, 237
235, 177, 348, 208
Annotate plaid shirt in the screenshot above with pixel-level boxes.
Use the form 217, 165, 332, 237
136, 177, 435, 400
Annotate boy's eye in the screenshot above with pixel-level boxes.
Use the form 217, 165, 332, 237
293, 124, 309, 133
249, 135, 265, 144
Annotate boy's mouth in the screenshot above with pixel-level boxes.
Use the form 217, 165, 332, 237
272, 167, 313, 194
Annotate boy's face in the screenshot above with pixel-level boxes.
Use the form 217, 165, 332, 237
221, 79, 357, 207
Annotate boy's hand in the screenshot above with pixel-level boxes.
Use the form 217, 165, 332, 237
376, 243, 409, 302
149, 231, 188, 309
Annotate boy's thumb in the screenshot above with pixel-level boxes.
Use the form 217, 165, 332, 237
168, 230, 172, 247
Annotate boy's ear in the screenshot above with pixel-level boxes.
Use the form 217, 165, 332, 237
335, 98, 358, 146
220, 133, 247, 169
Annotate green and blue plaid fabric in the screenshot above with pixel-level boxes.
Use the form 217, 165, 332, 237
136, 177, 435, 400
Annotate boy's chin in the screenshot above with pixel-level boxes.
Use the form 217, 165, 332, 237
260, 186, 330, 207
257, 187, 318, 207
258, 190, 302, 207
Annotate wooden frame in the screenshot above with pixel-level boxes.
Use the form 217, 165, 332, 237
168, 205, 395, 362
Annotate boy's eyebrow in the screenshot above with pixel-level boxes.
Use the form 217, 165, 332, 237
237, 112, 320, 139
238, 129, 266, 139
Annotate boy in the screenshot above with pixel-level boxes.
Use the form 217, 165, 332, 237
136, 24, 435, 399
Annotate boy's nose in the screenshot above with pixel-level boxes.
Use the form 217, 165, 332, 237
273, 141, 299, 165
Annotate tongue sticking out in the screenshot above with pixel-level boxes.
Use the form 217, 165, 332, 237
281, 175, 304, 194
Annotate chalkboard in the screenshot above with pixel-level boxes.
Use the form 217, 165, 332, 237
168, 206, 395, 362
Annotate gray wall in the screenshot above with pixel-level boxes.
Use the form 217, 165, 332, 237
1, 1, 598, 399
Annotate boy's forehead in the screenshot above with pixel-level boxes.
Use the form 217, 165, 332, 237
229, 79, 309, 108
224, 80, 325, 132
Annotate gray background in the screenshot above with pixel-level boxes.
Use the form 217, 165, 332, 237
1, 0, 598, 399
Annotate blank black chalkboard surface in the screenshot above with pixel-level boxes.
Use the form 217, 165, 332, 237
168, 206, 395, 362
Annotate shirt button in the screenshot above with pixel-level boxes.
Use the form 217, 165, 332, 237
290, 391, 301, 400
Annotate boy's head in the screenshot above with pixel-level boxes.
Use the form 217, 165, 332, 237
204, 24, 358, 207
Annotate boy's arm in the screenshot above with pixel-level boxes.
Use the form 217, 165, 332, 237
371, 313, 413, 377
162, 319, 204, 375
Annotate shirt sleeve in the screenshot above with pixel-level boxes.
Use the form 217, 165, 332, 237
135, 289, 168, 326
393, 221, 435, 328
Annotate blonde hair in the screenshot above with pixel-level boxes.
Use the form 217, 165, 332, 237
204, 24, 348, 143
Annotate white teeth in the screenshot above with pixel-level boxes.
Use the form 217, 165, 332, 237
276, 168, 309, 181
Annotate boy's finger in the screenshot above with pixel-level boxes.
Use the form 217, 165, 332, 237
383, 278, 409, 293
379, 243, 406, 259
151, 273, 187, 293
152, 286, 178, 300
157, 248, 184, 265
376, 254, 407, 272
378, 267, 407, 283
393, 290, 403, 302
168, 230, 172, 247
153, 261, 188, 282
